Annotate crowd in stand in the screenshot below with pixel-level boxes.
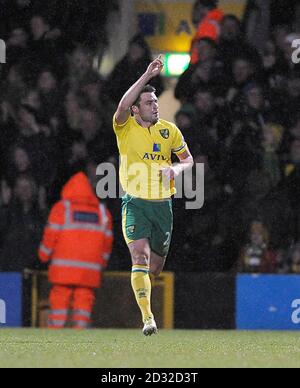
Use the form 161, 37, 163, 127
0, 0, 300, 274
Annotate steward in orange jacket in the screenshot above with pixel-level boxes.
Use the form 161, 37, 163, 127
38, 172, 113, 329
191, 0, 224, 64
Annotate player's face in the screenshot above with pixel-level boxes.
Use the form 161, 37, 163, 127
137, 92, 159, 124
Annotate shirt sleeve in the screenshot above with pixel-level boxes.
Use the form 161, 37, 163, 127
172, 125, 188, 156
113, 113, 131, 134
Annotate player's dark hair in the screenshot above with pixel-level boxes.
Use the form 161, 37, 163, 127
133, 85, 156, 107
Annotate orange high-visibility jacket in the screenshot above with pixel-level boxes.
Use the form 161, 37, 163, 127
191, 9, 224, 64
38, 172, 113, 288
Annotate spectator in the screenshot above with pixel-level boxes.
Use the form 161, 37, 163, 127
284, 139, 300, 202
218, 15, 261, 73
223, 83, 269, 190
37, 69, 63, 123
108, 34, 164, 104
175, 104, 197, 146
175, 40, 225, 104
285, 73, 300, 121
190, 0, 224, 64
14, 104, 57, 187
66, 46, 95, 91
27, 14, 65, 75
289, 242, 300, 274
243, 0, 271, 53
80, 72, 115, 128
0, 175, 46, 272
80, 72, 106, 109
0, 0, 33, 36
226, 56, 257, 104
2, 64, 26, 110
5, 145, 33, 186
22, 89, 41, 112
38, 172, 113, 329
238, 221, 278, 273
192, 87, 230, 169
282, 140, 300, 240
6, 26, 29, 66
43, 0, 117, 51
173, 153, 227, 271
232, 170, 294, 252
63, 91, 85, 134
261, 122, 283, 187
289, 117, 300, 143
79, 108, 116, 163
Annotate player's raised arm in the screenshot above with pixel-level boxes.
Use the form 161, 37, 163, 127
114, 55, 164, 125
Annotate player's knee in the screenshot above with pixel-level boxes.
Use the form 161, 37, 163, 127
131, 249, 150, 266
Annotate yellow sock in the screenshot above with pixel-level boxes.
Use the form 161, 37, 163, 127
131, 265, 153, 322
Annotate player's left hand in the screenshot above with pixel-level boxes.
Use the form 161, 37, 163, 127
160, 166, 178, 181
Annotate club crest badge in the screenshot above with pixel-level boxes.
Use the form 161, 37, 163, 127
128, 226, 136, 234
160, 129, 170, 139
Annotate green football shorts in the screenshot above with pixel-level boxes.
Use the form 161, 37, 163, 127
122, 194, 173, 258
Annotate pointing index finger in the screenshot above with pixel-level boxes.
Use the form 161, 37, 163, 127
157, 54, 164, 66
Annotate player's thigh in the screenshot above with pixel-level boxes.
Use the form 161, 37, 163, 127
150, 200, 173, 259
122, 195, 152, 246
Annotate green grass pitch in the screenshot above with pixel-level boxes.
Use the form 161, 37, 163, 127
0, 329, 300, 368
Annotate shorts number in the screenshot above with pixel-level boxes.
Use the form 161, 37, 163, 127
163, 232, 171, 247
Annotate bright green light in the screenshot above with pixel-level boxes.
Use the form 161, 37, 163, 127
164, 53, 190, 77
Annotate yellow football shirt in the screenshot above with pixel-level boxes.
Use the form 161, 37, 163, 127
113, 114, 187, 200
